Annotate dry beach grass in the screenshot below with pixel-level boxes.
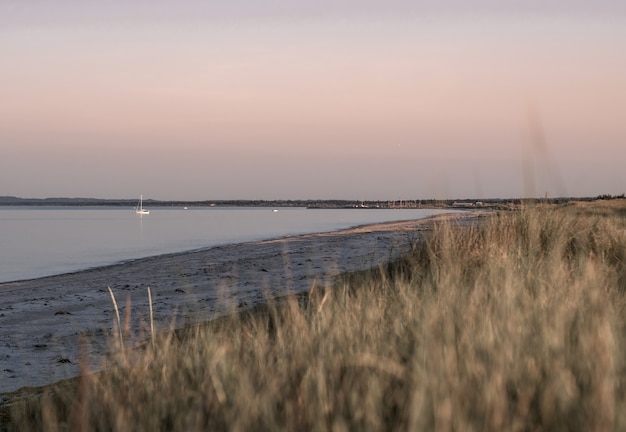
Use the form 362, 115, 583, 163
5, 200, 626, 430
0, 216, 450, 394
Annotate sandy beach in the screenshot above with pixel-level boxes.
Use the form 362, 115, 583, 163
0, 212, 482, 394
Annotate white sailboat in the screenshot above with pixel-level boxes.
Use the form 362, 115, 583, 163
135, 194, 150, 215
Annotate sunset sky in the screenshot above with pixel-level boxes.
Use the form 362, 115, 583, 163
1, 1, 625, 200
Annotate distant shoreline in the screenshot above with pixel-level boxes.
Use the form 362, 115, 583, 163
1, 195, 620, 210
0, 195, 578, 210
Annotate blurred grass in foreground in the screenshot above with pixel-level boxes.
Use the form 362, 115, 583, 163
8, 200, 626, 431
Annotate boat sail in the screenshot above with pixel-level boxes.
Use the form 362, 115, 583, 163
135, 194, 150, 215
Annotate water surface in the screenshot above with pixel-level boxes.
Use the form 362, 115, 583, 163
0, 206, 455, 283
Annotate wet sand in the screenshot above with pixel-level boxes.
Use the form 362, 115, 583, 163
0, 211, 482, 394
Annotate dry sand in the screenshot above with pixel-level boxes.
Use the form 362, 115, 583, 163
0, 212, 482, 394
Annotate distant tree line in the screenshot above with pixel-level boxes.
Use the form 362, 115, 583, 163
596, 193, 626, 200
0, 195, 623, 208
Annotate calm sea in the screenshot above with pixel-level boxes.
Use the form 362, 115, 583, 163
0, 206, 454, 283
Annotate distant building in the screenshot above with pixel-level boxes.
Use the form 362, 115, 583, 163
452, 201, 473, 207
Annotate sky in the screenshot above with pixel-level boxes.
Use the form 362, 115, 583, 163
1, 1, 625, 200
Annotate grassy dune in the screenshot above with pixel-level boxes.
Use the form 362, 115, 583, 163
7, 201, 626, 431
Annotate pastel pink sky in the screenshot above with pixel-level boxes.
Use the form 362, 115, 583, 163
1, 1, 625, 200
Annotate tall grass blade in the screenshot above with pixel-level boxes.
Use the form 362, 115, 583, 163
107, 286, 123, 350
148, 286, 155, 349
